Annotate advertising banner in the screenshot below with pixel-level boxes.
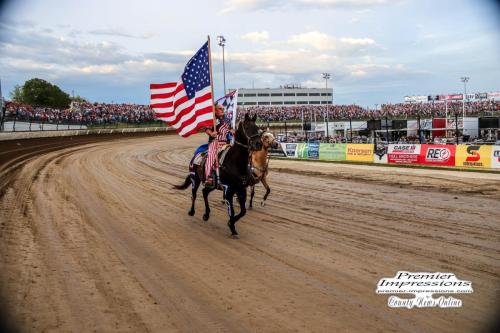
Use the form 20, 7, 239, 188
455, 145, 492, 168
447, 118, 464, 130
387, 144, 421, 164
418, 144, 456, 166
373, 144, 388, 164
490, 146, 500, 169
432, 118, 447, 137
346, 144, 374, 162
446, 94, 464, 100
308, 142, 320, 159
280, 143, 298, 158
319, 143, 346, 161
296, 143, 308, 159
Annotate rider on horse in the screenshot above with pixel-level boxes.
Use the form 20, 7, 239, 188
202, 103, 234, 187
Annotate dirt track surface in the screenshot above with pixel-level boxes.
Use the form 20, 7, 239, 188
1, 134, 499, 332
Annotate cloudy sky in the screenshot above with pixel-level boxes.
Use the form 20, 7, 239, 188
0, 0, 499, 106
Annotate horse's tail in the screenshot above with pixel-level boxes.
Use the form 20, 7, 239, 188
173, 174, 191, 190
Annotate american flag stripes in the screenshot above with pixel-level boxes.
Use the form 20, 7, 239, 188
150, 41, 214, 137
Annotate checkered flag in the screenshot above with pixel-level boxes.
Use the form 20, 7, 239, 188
216, 90, 238, 129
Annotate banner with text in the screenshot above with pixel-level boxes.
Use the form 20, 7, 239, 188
319, 143, 347, 161
346, 144, 374, 162
455, 145, 492, 169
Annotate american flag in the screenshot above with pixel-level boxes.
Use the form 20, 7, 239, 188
150, 41, 213, 137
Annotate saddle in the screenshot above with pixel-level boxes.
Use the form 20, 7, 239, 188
191, 145, 231, 182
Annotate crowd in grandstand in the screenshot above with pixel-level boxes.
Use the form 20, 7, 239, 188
4, 101, 156, 125
3, 99, 499, 127
239, 100, 500, 122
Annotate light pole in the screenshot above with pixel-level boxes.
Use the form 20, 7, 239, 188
217, 35, 227, 94
322, 73, 330, 89
460, 76, 469, 129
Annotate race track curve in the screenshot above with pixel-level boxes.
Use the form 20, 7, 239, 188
1, 134, 499, 332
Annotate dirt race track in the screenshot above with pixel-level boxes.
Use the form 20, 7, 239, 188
1, 134, 499, 332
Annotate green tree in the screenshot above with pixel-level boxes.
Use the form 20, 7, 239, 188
22, 78, 71, 108
12, 78, 71, 108
9, 84, 24, 102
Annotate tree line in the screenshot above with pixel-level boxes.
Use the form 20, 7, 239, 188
9, 78, 86, 109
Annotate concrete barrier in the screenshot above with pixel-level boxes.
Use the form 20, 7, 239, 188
0, 127, 173, 141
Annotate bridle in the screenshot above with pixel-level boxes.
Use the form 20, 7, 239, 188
234, 121, 261, 150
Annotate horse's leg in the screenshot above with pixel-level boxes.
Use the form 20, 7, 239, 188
224, 186, 238, 237
188, 172, 200, 216
202, 184, 215, 221
221, 187, 226, 205
229, 187, 247, 237
261, 176, 271, 207
249, 185, 255, 209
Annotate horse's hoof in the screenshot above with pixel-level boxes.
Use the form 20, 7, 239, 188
188, 210, 195, 216
260, 201, 266, 207
203, 214, 209, 221
230, 234, 239, 239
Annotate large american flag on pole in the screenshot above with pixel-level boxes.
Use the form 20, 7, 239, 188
150, 41, 213, 137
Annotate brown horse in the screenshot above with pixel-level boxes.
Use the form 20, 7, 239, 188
248, 132, 279, 208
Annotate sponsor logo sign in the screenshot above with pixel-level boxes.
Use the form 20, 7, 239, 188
296, 143, 308, 159
346, 144, 374, 162
319, 143, 346, 161
491, 145, 500, 169
373, 144, 388, 164
418, 144, 456, 166
376, 271, 473, 309
387, 144, 420, 164
307, 142, 320, 159
455, 145, 492, 168
281, 143, 298, 158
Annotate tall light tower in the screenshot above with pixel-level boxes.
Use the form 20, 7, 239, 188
217, 35, 227, 94
322, 73, 331, 89
460, 76, 469, 125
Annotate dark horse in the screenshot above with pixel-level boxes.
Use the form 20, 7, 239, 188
174, 114, 262, 237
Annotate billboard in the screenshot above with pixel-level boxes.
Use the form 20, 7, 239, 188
387, 144, 420, 164
491, 146, 500, 169
455, 145, 492, 168
346, 144, 374, 162
308, 142, 320, 159
418, 145, 456, 166
446, 94, 464, 100
281, 143, 298, 158
319, 143, 346, 161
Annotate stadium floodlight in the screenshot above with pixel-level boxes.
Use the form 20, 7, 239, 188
460, 76, 470, 126
322, 73, 331, 89
217, 35, 227, 94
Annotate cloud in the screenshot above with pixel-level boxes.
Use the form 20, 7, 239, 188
241, 31, 270, 43
340, 37, 375, 46
288, 31, 336, 50
88, 28, 153, 39
220, 0, 393, 14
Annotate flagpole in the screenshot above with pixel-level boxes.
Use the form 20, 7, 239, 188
207, 35, 217, 130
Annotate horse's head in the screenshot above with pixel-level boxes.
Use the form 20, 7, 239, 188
262, 132, 279, 149
236, 114, 262, 151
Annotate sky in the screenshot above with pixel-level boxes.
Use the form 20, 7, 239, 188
0, 0, 499, 107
